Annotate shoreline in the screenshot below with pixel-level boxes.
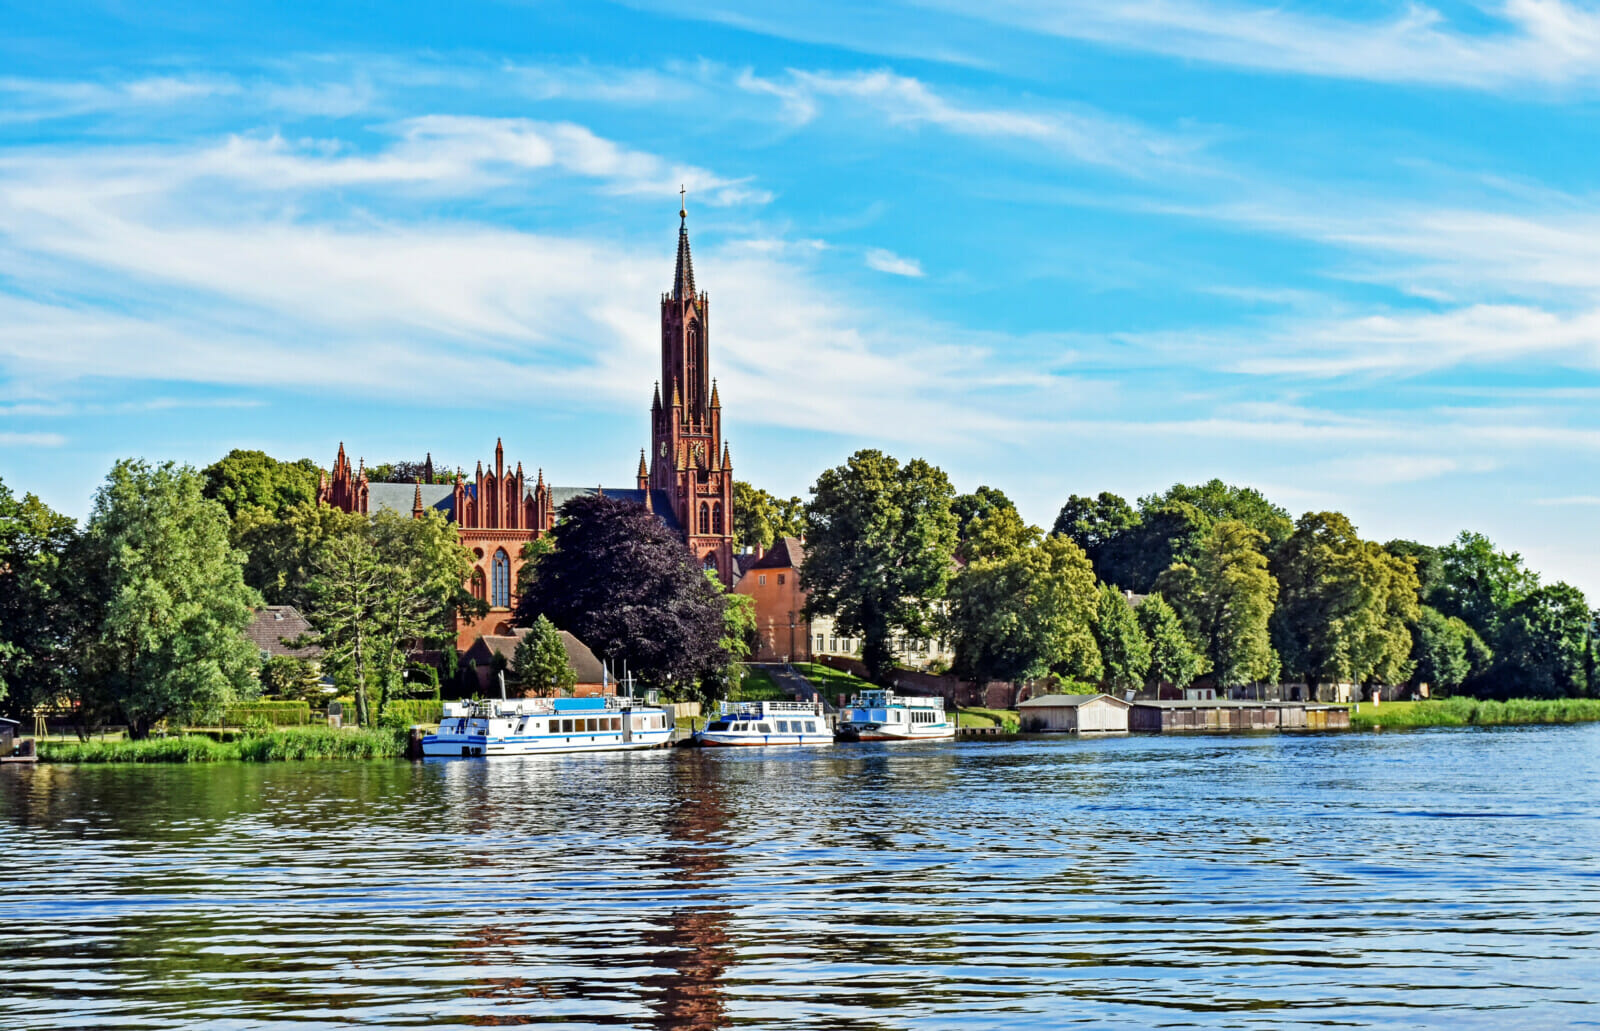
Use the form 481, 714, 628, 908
14, 698, 1600, 763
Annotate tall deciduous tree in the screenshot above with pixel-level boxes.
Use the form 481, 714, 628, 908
1410, 606, 1489, 696
802, 450, 959, 682
1272, 512, 1420, 692
1495, 583, 1591, 699
1052, 492, 1140, 576
949, 535, 1102, 687
1093, 585, 1151, 694
1137, 594, 1204, 693
512, 615, 577, 695
1147, 479, 1293, 546
515, 495, 727, 692
732, 480, 805, 551
79, 460, 260, 737
234, 499, 366, 609
1156, 520, 1279, 692
0, 478, 82, 714
305, 510, 475, 725
202, 449, 321, 521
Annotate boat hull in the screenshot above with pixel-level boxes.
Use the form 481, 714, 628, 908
840, 727, 954, 742
421, 731, 672, 758
694, 733, 833, 747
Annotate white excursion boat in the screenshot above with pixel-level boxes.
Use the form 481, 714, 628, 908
692, 700, 832, 747
422, 695, 673, 758
836, 688, 955, 742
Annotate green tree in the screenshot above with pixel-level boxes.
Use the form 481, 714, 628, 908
1051, 492, 1139, 574
1385, 539, 1443, 598
304, 510, 474, 726
511, 615, 577, 695
954, 486, 1018, 548
700, 570, 759, 705
732, 480, 806, 551
949, 535, 1102, 687
1147, 479, 1293, 546
78, 460, 261, 737
1495, 583, 1591, 699
0, 478, 82, 714
202, 449, 320, 521
1103, 500, 1210, 594
802, 450, 959, 681
1272, 512, 1420, 692
234, 499, 366, 609
1157, 519, 1279, 692
1136, 594, 1205, 692
515, 495, 728, 693
1429, 531, 1539, 647
1093, 585, 1151, 694
958, 504, 1039, 564
1410, 606, 1488, 696
260, 655, 322, 701
516, 536, 556, 596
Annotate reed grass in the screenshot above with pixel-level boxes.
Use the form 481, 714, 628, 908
1351, 697, 1600, 730
39, 726, 408, 763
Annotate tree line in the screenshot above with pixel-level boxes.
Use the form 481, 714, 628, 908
774, 451, 1599, 700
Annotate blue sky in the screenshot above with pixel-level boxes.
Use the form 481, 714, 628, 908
3, 1, 1600, 596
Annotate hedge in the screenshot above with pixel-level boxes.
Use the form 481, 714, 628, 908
382, 699, 444, 726
221, 701, 312, 727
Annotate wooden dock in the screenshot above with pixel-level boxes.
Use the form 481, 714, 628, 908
1128, 700, 1349, 733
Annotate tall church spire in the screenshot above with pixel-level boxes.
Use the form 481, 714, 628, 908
673, 186, 696, 301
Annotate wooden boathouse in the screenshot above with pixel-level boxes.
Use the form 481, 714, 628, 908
1018, 694, 1131, 733
1128, 700, 1349, 733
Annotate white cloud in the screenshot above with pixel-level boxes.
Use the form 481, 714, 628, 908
864, 247, 924, 277
738, 68, 1207, 176
0, 431, 67, 448
1536, 495, 1600, 505
938, 0, 1600, 91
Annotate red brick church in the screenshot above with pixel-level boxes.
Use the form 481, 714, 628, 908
318, 202, 736, 650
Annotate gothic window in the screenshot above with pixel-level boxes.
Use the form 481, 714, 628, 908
699, 502, 710, 535
703, 553, 719, 573
471, 568, 487, 604
491, 549, 511, 609
712, 501, 723, 535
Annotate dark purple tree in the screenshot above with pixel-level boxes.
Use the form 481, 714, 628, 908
514, 494, 727, 691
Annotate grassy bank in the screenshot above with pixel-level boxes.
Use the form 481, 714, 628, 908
1351, 697, 1600, 730
38, 726, 408, 763
791, 662, 874, 700
958, 707, 1021, 732
735, 668, 790, 702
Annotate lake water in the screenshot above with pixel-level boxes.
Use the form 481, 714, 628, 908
3, 725, 1599, 1029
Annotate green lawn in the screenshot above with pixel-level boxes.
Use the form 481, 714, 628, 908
789, 662, 874, 700
1350, 696, 1600, 730
958, 707, 1021, 732
734, 667, 791, 702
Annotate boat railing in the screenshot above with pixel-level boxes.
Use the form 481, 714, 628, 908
717, 699, 820, 716
443, 695, 663, 720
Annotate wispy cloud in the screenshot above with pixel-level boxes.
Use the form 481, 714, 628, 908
738, 68, 1209, 176
933, 0, 1600, 91
0, 431, 67, 448
864, 247, 924, 277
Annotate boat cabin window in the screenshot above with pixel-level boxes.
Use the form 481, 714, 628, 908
805, 721, 818, 733
708, 720, 730, 731
561, 719, 573, 733
757, 723, 772, 734
776, 721, 789, 733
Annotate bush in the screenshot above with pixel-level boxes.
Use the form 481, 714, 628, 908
381, 699, 444, 727
39, 736, 232, 763
221, 701, 311, 727
41, 727, 409, 763
260, 656, 322, 701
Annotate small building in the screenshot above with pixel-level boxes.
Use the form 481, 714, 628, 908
462, 629, 608, 696
0, 717, 17, 757
243, 606, 322, 663
1018, 693, 1132, 733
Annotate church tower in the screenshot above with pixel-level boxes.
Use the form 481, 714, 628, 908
651, 193, 734, 582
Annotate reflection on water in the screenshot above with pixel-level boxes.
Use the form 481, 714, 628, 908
3, 726, 1600, 1029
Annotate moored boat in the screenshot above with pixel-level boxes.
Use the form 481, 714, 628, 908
692, 699, 831, 747
422, 695, 673, 758
836, 688, 954, 742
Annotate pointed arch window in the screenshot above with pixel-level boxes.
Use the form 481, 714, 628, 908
471, 568, 487, 604
491, 549, 511, 609
712, 501, 723, 535
699, 502, 711, 535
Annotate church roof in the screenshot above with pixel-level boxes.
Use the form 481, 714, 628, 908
549, 486, 683, 533
673, 210, 696, 300
367, 482, 454, 517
